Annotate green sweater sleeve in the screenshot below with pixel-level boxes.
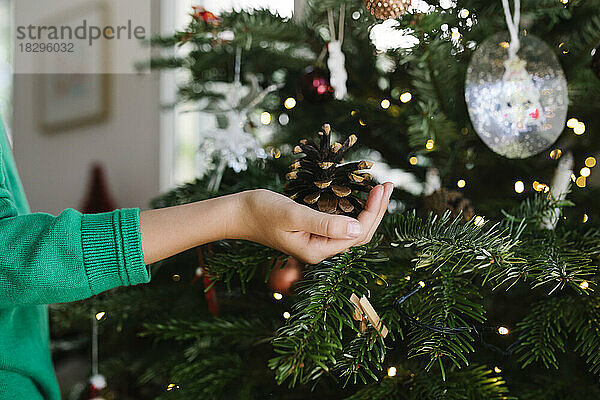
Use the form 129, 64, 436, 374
0, 182, 150, 306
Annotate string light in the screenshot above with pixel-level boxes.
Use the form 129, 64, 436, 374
425, 139, 434, 150
583, 213, 589, 223
574, 121, 586, 135
404, 275, 411, 281
558, 42, 569, 54
279, 113, 290, 125
387, 366, 397, 377
494, 366, 502, 373
273, 292, 283, 300
566, 117, 578, 128
576, 176, 587, 188
585, 157, 597, 168
400, 92, 412, 103
359, 119, 367, 126
283, 311, 291, 319
381, 99, 391, 109
172, 274, 181, 282
418, 281, 426, 288
580, 167, 591, 177
580, 281, 589, 289
498, 326, 510, 335
549, 149, 562, 159
270, 147, 281, 158
457, 179, 466, 188
451, 30, 462, 41
514, 180, 524, 193
166, 383, 180, 391
95, 311, 106, 321
260, 112, 272, 125
409, 156, 418, 165
284, 97, 296, 109
474, 215, 485, 226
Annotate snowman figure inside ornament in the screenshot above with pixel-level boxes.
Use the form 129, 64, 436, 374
464, 0, 568, 159
498, 57, 546, 133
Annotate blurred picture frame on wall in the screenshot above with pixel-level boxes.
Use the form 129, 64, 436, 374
38, 73, 110, 132
36, 2, 110, 132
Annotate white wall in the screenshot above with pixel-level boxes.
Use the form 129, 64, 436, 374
12, 1, 161, 214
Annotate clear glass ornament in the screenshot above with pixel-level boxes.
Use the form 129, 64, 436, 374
465, 32, 568, 159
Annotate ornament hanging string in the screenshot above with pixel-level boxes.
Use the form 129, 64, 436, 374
326, 5, 348, 100
502, 0, 521, 60
327, 4, 345, 46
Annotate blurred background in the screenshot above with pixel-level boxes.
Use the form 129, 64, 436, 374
1, 0, 294, 216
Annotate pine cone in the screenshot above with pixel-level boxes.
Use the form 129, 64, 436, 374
423, 188, 475, 222
284, 124, 374, 217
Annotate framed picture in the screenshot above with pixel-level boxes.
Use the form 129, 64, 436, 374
36, 2, 110, 132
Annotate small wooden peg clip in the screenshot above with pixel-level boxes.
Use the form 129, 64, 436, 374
349, 293, 388, 338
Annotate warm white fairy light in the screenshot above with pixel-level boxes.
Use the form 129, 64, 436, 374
95, 311, 106, 321
409, 156, 418, 165
473, 215, 485, 226
514, 180, 524, 193
273, 292, 283, 300
580, 167, 591, 177
574, 121, 586, 135
576, 176, 586, 188
284, 97, 296, 109
566, 117, 578, 128
498, 326, 509, 335
549, 149, 562, 160
585, 157, 597, 168
400, 92, 412, 103
494, 366, 502, 373
425, 139, 434, 150
260, 112, 272, 125
387, 366, 397, 377
381, 99, 391, 109
580, 281, 589, 289
583, 213, 589, 223
283, 311, 291, 319
166, 383, 180, 391
418, 281, 426, 288
457, 179, 466, 188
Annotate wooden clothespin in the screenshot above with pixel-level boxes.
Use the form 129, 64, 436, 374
349, 293, 388, 338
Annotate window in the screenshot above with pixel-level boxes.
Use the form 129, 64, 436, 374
160, 0, 294, 190
0, 0, 11, 132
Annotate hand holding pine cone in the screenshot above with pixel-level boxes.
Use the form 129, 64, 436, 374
284, 124, 374, 217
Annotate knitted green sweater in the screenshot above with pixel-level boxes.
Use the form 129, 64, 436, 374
0, 122, 151, 399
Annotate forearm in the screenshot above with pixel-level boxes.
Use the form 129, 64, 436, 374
139, 192, 244, 264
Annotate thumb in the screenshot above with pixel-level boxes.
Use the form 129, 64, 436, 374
301, 208, 363, 239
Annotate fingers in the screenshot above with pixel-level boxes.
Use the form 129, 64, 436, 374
292, 205, 363, 240
286, 183, 393, 263
358, 182, 393, 245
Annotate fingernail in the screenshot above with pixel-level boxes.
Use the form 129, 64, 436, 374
386, 183, 394, 198
347, 221, 362, 237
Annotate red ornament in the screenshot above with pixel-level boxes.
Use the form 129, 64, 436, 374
269, 257, 303, 294
195, 246, 219, 316
300, 66, 333, 103
191, 6, 220, 25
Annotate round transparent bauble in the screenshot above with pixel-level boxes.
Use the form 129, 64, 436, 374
465, 32, 568, 159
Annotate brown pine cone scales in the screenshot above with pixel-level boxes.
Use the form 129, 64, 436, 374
284, 124, 374, 217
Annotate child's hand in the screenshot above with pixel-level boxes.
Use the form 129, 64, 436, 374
236, 183, 393, 264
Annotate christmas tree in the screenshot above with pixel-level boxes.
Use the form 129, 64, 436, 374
52, 1, 600, 398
